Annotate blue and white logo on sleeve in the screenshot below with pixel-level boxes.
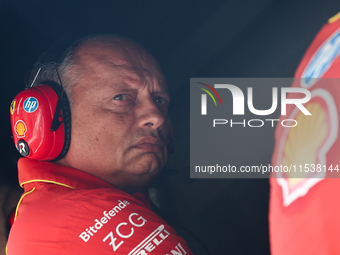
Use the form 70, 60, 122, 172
301, 28, 340, 88
23, 97, 39, 113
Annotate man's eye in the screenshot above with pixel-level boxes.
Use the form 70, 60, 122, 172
113, 94, 128, 100
155, 97, 169, 105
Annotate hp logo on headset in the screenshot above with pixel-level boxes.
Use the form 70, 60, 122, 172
23, 97, 39, 113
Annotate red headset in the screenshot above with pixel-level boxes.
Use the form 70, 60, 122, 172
10, 81, 71, 161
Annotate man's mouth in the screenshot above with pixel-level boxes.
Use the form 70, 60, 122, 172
133, 136, 164, 152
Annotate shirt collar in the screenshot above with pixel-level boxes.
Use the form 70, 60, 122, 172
18, 157, 115, 190
18, 158, 151, 208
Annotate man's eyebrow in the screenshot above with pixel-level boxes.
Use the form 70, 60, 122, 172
152, 88, 169, 95
111, 82, 134, 90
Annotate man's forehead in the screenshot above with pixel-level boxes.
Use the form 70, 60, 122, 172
76, 41, 168, 90
77, 41, 158, 71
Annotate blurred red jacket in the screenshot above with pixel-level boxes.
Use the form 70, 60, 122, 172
270, 12, 340, 255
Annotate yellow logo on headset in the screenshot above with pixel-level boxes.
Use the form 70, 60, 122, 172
15, 120, 27, 138
10, 100, 16, 115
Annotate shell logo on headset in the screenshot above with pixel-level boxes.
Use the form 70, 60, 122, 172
14, 120, 27, 138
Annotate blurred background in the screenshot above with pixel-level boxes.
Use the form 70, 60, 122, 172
1, 0, 340, 254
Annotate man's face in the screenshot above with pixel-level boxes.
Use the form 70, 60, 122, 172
58, 42, 171, 194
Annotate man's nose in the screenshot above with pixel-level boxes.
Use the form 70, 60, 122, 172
137, 99, 165, 130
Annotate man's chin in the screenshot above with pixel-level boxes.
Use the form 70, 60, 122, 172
137, 160, 163, 174
120, 161, 163, 194
132, 148, 165, 165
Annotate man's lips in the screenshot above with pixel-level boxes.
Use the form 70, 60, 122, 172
133, 137, 164, 152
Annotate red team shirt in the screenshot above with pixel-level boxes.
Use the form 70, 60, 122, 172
270, 13, 340, 254
7, 158, 193, 255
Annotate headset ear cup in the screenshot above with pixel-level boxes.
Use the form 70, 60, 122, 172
10, 82, 71, 161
